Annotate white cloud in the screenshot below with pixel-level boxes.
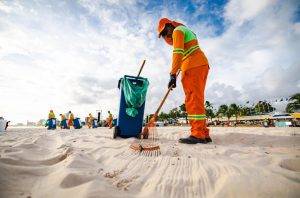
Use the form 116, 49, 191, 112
0, 1, 12, 13
224, 0, 274, 26
203, 0, 300, 108
207, 82, 242, 103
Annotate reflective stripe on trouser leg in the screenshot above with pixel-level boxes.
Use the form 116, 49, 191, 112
187, 114, 206, 120
182, 66, 210, 139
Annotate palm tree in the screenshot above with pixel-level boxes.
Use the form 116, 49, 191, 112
205, 101, 215, 121
205, 101, 212, 108
217, 104, 229, 120
169, 107, 181, 119
240, 106, 253, 116
229, 103, 240, 121
286, 93, 300, 113
254, 101, 275, 114
179, 103, 188, 124
158, 112, 169, 121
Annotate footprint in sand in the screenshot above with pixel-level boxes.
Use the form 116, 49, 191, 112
0, 148, 71, 166
60, 173, 96, 188
279, 158, 300, 172
103, 170, 122, 178
3, 148, 21, 153
114, 175, 139, 190
103, 170, 138, 190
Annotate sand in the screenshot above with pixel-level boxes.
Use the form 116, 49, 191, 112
0, 126, 299, 198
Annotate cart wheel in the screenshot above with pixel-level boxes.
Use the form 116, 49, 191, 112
113, 126, 119, 139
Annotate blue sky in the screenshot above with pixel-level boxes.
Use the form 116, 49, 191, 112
0, 0, 299, 123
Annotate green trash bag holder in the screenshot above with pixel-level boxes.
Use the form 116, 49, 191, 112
114, 75, 149, 138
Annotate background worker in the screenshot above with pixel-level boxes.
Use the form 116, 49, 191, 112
107, 111, 113, 129
68, 111, 74, 128
5, 121, 10, 130
59, 113, 68, 129
48, 110, 55, 119
87, 113, 94, 128
157, 17, 211, 144
47, 110, 56, 130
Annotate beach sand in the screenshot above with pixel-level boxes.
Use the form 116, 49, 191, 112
0, 126, 299, 198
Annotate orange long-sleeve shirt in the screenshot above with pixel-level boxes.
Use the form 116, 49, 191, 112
170, 25, 209, 75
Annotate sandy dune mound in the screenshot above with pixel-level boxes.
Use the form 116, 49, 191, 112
0, 127, 299, 198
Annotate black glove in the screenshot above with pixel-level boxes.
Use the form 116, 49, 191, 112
168, 74, 176, 89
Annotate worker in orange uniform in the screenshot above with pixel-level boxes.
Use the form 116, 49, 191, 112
107, 111, 113, 129
87, 113, 94, 129
68, 111, 74, 128
158, 18, 211, 144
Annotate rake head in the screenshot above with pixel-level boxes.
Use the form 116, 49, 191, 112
140, 116, 157, 139
129, 142, 161, 157
131, 115, 160, 157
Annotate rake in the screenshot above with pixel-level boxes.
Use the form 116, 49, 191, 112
129, 70, 180, 156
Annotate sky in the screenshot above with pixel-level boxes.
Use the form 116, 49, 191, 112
0, 0, 299, 124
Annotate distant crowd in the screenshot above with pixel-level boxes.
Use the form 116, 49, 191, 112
46, 110, 114, 130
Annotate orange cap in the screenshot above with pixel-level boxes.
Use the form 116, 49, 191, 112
157, 18, 172, 38
157, 18, 184, 38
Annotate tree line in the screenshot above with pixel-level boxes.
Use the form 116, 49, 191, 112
155, 93, 300, 122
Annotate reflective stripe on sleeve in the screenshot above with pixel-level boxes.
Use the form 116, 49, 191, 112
173, 48, 184, 55
182, 45, 200, 61
187, 114, 206, 120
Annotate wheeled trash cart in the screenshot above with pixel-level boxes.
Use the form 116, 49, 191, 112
113, 75, 149, 138
46, 118, 56, 130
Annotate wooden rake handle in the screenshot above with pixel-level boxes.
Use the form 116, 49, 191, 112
153, 70, 181, 117
137, 60, 146, 77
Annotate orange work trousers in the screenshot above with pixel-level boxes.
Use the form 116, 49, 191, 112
181, 65, 209, 139
68, 119, 74, 127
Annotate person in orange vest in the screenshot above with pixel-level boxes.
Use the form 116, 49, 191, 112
106, 111, 113, 129
87, 113, 94, 129
157, 18, 211, 144
68, 111, 74, 128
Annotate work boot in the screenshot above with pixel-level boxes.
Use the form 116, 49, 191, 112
179, 136, 207, 144
206, 137, 212, 143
